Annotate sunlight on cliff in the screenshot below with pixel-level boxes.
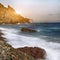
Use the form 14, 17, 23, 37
0, 3, 30, 24
16, 10, 22, 15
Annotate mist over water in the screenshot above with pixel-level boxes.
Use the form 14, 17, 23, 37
0, 23, 60, 60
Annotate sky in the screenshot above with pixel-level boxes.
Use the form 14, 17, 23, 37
0, 0, 60, 22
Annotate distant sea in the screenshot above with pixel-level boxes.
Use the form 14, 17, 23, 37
0, 23, 60, 60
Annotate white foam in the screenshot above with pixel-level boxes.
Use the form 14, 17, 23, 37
0, 27, 60, 60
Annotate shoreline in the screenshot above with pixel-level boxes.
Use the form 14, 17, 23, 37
0, 30, 36, 60
0, 29, 46, 60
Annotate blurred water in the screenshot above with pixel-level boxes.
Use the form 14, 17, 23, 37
0, 23, 60, 60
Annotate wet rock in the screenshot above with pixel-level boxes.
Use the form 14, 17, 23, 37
0, 30, 4, 35
21, 28, 37, 32
0, 31, 35, 60
0, 31, 46, 60
0, 42, 35, 60
17, 47, 46, 60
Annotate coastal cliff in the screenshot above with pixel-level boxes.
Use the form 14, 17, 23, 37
0, 3, 30, 24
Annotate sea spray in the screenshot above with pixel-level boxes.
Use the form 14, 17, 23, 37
0, 27, 60, 60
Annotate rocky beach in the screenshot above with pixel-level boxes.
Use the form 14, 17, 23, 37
0, 30, 46, 60
0, 3, 47, 60
0, 23, 60, 60
0, 1, 60, 60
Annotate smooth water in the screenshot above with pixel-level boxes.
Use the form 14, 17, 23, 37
0, 23, 60, 60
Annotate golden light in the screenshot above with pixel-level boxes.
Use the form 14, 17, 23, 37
15, 10, 25, 17
16, 10, 22, 15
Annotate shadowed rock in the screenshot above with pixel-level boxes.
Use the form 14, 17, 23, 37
21, 28, 37, 32
17, 47, 46, 60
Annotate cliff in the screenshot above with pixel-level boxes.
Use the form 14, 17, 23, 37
0, 3, 30, 24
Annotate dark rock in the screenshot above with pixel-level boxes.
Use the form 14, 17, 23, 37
17, 47, 46, 60
0, 30, 4, 35
21, 28, 37, 32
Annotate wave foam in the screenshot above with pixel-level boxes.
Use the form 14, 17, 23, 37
0, 27, 60, 60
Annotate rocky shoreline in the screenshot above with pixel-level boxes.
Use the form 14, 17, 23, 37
0, 30, 46, 60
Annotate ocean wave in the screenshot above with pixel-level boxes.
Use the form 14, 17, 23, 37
0, 27, 60, 60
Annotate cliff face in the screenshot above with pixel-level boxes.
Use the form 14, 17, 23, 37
0, 3, 30, 24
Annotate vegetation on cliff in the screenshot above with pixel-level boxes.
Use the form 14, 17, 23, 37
0, 3, 30, 24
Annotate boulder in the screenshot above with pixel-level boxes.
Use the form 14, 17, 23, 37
21, 28, 37, 32
17, 47, 46, 60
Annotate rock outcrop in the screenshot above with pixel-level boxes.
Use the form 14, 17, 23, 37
17, 47, 46, 60
0, 31, 35, 60
0, 3, 30, 24
0, 30, 46, 60
21, 28, 37, 32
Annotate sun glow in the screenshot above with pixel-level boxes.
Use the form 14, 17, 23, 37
16, 10, 23, 15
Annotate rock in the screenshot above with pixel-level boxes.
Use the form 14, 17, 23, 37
0, 3, 4, 8
0, 43, 35, 60
17, 47, 46, 60
21, 28, 37, 32
0, 3, 30, 24
0, 30, 4, 35
0, 31, 36, 60
0, 31, 46, 60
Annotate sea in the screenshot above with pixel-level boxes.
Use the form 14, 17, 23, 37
0, 23, 60, 60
